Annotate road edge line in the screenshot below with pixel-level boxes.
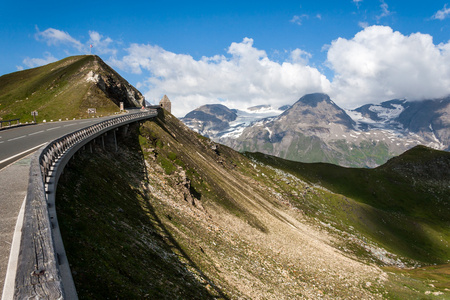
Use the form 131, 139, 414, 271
1, 196, 26, 300
0, 143, 47, 168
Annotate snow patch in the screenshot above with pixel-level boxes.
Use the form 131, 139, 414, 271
368, 104, 405, 122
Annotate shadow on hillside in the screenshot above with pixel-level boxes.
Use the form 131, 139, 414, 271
56, 123, 228, 299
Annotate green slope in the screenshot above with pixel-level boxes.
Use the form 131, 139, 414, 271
247, 146, 450, 264
0, 55, 140, 123
56, 110, 450, 298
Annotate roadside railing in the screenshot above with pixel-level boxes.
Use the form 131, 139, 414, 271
13, 109, 158, 299
39, 110, 156, 184
0, 118, 21, 129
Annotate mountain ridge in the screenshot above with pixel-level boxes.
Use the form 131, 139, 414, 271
0, 55, 144, 122
182, 93, 450, 167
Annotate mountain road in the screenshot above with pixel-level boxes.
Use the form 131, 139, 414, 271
0, 113, 131, 297
0, 115, 124, 170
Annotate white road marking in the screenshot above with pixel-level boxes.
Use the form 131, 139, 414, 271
1, 196, 26, 300
63, 123, 76, 127
46, 126, 61, 131
7, 135, 26, 142
28, 130, 45, 136
0, 142, 47, 165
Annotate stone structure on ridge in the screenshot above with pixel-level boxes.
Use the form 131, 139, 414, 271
159, 95, 172, 113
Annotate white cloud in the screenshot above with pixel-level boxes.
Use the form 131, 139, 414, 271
432, 4, 450, 20
327, 25, 450, 108
376, 0, 392, 21
290, 14, 309, 25
290, 48, 312, 65
111, 38, 331, 116
35, 27, 84, 51
22, 52, 58, 68
358, 21, 369, 28
88, 31, 117, 56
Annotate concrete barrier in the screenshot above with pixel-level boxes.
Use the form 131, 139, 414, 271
12, 109, 158, 299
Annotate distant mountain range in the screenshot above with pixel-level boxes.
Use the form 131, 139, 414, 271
182, 93, 450, 167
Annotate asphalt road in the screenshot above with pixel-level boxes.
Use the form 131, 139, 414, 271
0, 115, 120, 170
0, 157, 30, 298
0, 113, 130, 296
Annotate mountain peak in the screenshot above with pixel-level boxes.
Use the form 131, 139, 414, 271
0, 55, 144, 122
281, 93, 355, 129
295, 93, 333, 107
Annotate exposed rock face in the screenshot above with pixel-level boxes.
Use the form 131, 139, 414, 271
182, 104, 237, 137
396, 98, 450, 151
88, 56, 145, 108
276, 93, 355, 131
226, 93, 392, 167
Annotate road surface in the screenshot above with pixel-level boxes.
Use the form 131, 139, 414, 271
0, 116, 122, 170
0, 114, 124, 297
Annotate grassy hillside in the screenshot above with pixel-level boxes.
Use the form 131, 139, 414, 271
247, 146, 450, 264
56, 110, 450, 299
237, 132, 392, 168
0, 55, 141, 123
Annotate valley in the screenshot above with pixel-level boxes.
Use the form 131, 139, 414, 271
56, 110, 450, 299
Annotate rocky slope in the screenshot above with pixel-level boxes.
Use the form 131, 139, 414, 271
183, 93, 450, 167
350, 97, 450, 149
183, 104, 238, 136
182, 104, 286, 140
56, 110, 450, 299
0, 55, 144, 122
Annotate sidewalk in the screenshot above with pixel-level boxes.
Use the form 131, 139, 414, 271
0, 156, 31, 297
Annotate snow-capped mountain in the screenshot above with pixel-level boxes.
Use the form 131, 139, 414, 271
182, 104, 289, 139
181, 94, 450, 167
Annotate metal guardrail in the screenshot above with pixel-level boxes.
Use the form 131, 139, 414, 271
0, 118, 21, 129
39, 110, 156, 184
13, 109, 158, 299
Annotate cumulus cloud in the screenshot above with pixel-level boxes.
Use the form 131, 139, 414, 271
21, 52, 58, 68
88, 31, 117, 56
34, 27, 117, 57
35, 27, 84, 51
432, 4, 450, 20
327, 25, 450, 108
111, 38, 331, 116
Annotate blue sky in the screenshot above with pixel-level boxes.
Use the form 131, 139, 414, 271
2, 1, 450, 116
